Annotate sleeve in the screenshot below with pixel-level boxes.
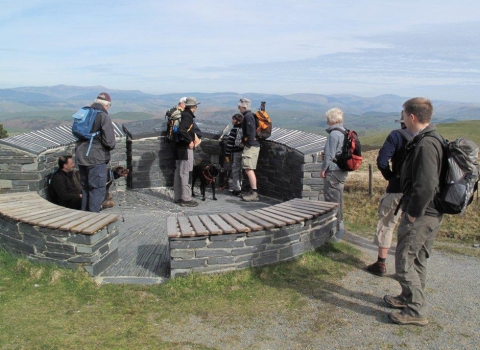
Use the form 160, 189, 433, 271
376, 132, 396, 180
244, 113, 256, 142
321, 132, 340, 171
178, 114, 194, 143
407, 140, 442, 218
100, 114, 116, 151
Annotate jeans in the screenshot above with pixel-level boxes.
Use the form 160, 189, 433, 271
79, 163, 107, 213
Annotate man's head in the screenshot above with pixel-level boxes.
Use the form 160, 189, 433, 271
178, 96, 187, 111
232, 113, 244, 126
395, 112, 407, 129
58, 155, 75, 173
184, 97, 200, 111
402, 97, 433, 132
94, 92, 112, 109
325, 107, 344, 126
238, 98, 251, 113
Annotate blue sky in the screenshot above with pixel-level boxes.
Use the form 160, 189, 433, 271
1, 0, 480, 102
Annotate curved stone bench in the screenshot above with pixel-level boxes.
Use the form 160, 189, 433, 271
0, 192, 120, 276
167, 199, 338, 277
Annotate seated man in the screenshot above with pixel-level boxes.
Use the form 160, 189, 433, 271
50, 155, 82, 210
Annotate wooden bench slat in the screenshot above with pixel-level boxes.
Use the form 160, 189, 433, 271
176, 216, 195, 237
38, 211, 92, 227
270, 204, 314, 219
71, 214, 119, 234
167, 217, 180, 238
291, 199, 338, 210
198, 215, 222, 235
209, 214, 236, 234
23, 208, 74, 224
0, 193, 40, 203
275, 203, 319, 216
60, 212, 108, 231
247, 210, 287, 227
238, 212, 277, 229
188, 216, 209, 236
219, 213, 251, 233
0, 201, 52, 213
6, 207, 59, 221
228, 213, 263, 231
261, 206, 307, 222
254, 208, 297, 224
287, 201, 335, 212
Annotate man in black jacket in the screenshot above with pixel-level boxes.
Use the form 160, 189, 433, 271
50, 155, 82, 210
173, 97, 201, 207
75, 92, 116, 213
383, 97, 445, 326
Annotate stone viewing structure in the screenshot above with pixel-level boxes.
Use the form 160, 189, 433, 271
0, 117, 332, 282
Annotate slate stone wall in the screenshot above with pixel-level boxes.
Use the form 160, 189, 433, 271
0, 214, 119, 276
0, 137, 128, 196
169, 209, 336, 277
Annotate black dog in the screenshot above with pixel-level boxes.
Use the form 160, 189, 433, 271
192, 164, 219, 201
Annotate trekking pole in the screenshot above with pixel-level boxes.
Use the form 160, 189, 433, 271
368, 163, 373, 195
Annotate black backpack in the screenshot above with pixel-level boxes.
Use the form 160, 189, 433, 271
409, 133, 479, 215
331, 128, 363, 171
45, 169, 59, 204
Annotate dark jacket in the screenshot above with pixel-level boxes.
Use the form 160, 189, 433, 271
51, 170, 82, 210
400, 124, 445, 218
242, 110, 260, 147
376, 128, 413, 193
75, 103, 116, 166
225, 127, 243, 156
175, 108, 197, 160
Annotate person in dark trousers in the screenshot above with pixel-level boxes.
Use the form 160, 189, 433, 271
75, 92, 116, 213
366, 114, 413, 276
320, 107, 348, 241
173, 96, 201, 207
238, 98, 260, 202
50, 155, 82, 210
384, 97, 445, 326
224, 113, 244, 196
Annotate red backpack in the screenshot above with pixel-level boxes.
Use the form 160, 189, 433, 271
331, 128, 363, 171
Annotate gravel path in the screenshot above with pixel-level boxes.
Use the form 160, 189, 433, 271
163, 231, 480, 349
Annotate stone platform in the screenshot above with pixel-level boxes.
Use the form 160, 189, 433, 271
96, 187, 281, 284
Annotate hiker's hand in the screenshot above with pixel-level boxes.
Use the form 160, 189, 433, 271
225, 156, 230, 163
189, 141, 194, 149
407, 214, 416, 223
321, 171, 326, 178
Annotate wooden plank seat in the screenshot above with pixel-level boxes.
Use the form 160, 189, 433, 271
0, 192, 119, 235
167, 199, 338, 238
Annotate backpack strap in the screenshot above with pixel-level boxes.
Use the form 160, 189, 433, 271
396, 128, 413, 142
330, 127, 347, 135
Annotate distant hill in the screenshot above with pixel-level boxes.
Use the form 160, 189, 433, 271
1, 85, 479, 135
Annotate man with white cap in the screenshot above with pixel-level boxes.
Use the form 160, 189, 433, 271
173, 96, 201, 207
75, 92, 116, 213
366, 113, 413, 276
238, 97, 260, 201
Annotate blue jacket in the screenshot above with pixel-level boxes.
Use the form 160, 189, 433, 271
376, 128, 413, 193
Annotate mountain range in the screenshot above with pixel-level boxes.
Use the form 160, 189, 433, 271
1, 85, 479, 136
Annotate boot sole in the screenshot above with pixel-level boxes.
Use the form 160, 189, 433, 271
383, 295, 407, 309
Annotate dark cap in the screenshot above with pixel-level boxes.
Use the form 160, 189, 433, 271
96, 92, 111, 103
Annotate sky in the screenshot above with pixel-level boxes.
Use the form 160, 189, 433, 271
1, 0, 480, 103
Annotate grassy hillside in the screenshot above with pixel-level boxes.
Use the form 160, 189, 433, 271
360, 120, 480, 147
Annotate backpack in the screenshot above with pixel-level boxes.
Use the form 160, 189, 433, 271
45, 169, 59, 204
164, 107, 182, 143
72, 107, 100, 156
254, 101, 272, 140
424, 134, 479, 215
331, 128, 363, 171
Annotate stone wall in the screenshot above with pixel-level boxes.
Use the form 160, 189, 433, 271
169, 209, 337, 277
0, 137, 128, 196
0, 214, 119, 276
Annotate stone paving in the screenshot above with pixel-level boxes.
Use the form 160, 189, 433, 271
96, 186, 280, 284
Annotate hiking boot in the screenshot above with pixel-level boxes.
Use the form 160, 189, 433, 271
106, 193, 113, 201
366, 261, 386, 276
102, 200, 115, 208
180, 200, 198, 207
388, 311, 428, 326
174, 199, 183, 204
383, 294, 407, 309
242, 191, 259, 202
232, 190, 241, 196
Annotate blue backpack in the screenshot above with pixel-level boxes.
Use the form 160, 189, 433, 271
72, 107, 100, 156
